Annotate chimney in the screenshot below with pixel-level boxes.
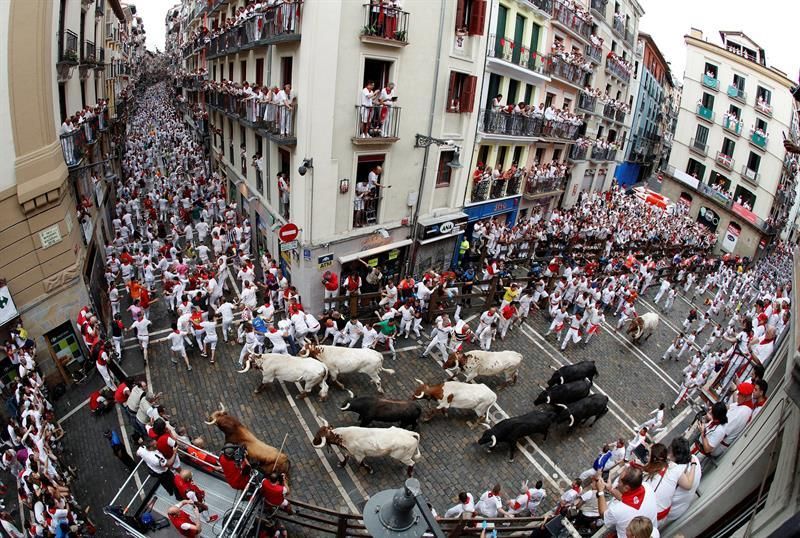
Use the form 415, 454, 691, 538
689, 28, 703, 39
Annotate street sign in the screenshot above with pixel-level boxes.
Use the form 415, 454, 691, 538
278, 223, 299, 242
280, 240, 298, 252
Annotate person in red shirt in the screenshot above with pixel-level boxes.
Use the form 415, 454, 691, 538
167, 500, 201, 537
153, 419, 180, 470
114, 381, 130, 406
219, 444, 252, 490
89, 389, 112, 414
322, 271, 339, 312
260, 472, 293, 514
174, 470, 219, 523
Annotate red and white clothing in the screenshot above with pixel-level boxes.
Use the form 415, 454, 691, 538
168, 509, 199, 537
643, 463, 685, 521
602, 483, 660, 538
475, 490, 502, 518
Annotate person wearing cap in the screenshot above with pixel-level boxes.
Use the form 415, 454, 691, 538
719, 383, 754, 454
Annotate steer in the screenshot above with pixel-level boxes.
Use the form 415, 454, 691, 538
204, 403, 290, 474
411, 379, 497, 425
443, 350, 522, 388
477, 407, 559, 462
553, 394, 609, 430
340, 390, 422, 430
238, 353, 329, 399
533, 378, 592, 406
546, 360, 598, 386
627, 312, 659, 343
311, 417, 421, 476
299, 343, 395, 394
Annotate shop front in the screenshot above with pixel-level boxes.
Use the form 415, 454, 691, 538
412, 212, 468, 275
462, 196, 521, 243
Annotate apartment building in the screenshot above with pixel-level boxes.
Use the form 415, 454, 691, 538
659, 29, 798, 258
560, 0, 643, 206
178, 0, 487, 311
0, 0, 132, 385
616, 31, 674, 185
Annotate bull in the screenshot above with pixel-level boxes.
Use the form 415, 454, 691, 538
443, 350, 522, 388
339, 390, 422, 430
533, 378, 592, 406
411, 379, 497, 425
627, 312, 659, 343
204, 403, 290, 474
311, 417, 421, 476
554, 394, 609, 430
299, 343, 395, 394
238, 352, 329, 399
546, 360, 598, 386
477, 407, 559, 462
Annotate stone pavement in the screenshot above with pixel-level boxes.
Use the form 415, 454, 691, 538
52, 267, 727, 536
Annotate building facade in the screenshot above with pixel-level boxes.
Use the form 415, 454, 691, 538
659, 29, 798, 258
175, 0, 487, 312
0, 0, 134, 385
616, 31, 673, 186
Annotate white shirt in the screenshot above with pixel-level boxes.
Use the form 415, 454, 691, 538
443, 493, 475, 519
603, 483, 660, 538
665, 458, 701, 522
721, 403, 752, 451
137, 447, 168, 473
475, 491, 502, 518
217, 302, 235, 321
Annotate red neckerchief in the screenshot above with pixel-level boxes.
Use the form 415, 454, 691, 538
572, 484, 581, 493
620, 485, 646, 509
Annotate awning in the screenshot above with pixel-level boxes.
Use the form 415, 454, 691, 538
418, 231, 463, 246
417, 212, 468, 227
338, 239, 413, 264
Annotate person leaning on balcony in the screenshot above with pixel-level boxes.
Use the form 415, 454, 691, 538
276, 83, 296, 136
379, 83, 397, 136
360, 80, 377, 138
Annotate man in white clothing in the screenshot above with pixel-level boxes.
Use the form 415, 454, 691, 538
596, 467, 660, 538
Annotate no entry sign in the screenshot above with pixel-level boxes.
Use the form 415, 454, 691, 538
278, 223, 299, 242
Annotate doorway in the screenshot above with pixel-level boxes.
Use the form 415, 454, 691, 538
363, 59, 393, 89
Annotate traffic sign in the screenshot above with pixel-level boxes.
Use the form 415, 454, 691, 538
280, 240, 299, 252
278, 223, 299, 242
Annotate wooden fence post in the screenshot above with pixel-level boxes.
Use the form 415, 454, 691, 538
336, 515, 349, 538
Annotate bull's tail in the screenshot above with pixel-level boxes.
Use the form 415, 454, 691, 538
412, 431, 421, 458
381, 367, 396, 375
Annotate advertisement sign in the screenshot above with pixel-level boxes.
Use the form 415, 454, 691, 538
697, 206, 720, 232
0, 286, 18, 327
46, 321, 85, 368
318, 253, 334, 270
419, 215, 468, 240
721, 223, 741, 252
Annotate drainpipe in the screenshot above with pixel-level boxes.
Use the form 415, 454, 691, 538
405, 0, 446, 274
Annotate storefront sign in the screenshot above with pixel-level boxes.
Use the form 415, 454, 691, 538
721, 223, 741, 252
697, 206, 720, 232
46, 321, 84, 369
366, 258, 379, 267
303, 248, 311, 261
731, 203, 757, 225
318, 253, 334, 270
280, 240, 298, 252
388, 249, 400, 261
39, 224, 62, 249
463, 197, 520, 222
419, 215, 468, 240
0, 286, 18, 327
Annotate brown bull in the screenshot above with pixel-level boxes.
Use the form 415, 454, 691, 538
204, 403, 290, 474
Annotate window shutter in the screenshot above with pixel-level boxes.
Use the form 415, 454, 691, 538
461, 75, 478, 113
468, 0, 487, 36
455, 0, 466, 31
447, 71, 458, 113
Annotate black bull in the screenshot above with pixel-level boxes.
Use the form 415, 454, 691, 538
340, 392, 422, 429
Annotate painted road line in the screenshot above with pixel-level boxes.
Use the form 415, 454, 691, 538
600, 321, 681, 391
57, 397, 91, 424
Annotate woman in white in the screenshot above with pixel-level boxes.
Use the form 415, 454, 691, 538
664, 438, 701, 523
640, 442, 697, 523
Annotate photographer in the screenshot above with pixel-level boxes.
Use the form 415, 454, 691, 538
594, 466, 659, 538
692, 401, 728, 459
260, 472, 293, 514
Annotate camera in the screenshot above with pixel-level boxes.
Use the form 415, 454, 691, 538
694, 405, 708, 423
298, 158, 313, 176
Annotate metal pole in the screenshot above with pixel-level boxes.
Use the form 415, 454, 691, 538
217, 474, 257, 537
109, 459, 146, 506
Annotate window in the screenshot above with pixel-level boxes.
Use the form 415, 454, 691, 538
686, 158, 706, 181
732, 73, 745, 91
507, 79, 519, 104
354, 154, 384, 227
704, 62, 718, 78
523, 83, 534, 105
364, 58, 392, 89
728, 104, 741, 118
446, 71, 477, 113
756, 85, 772, 104
553, 149, 562, 161
563, 97, 572, 111
721, 137, 735, 156
255, 58, 264, 87
436, 150, 455, 187
755, 118, 768, 132
733, 185, 756, 208
709, 171, 730, 190
478, 145, 490, 166
496, 146, 508, 167
281, 57, 293, 86
228, 62, 233, 81
701, 92, 715, 109
534, 148, 545, 163
746, 151, 761, 172
512, 146, 523, 165
545, 92, 555, 108
455, 0, 486, 35
240, 60, 247, 82
695, 124, 709, 145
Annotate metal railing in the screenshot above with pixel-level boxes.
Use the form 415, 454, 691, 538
470, 172, 524, 203
715, 151, 734, 171
585, 42, 602, 63
741, 164, 760, 184
361, 3, 409, 44
727, 84, 747, 102
478, 108, 582, 140
208, 1, 303, 59
552, 1, 591, 40
62, 30, 79, 63
549, 56, 588, 86
569, 145, 588, 161
60, 128, 87, 168
591, 146, 617, 161
262, 103, 296, 141
590, 0, 607, 18
488, 35, 550, 77
83, 40, 96, 63
354, 105, 401, 140
525, 0, 554, 15
612, 16, 625, 37
578, 91, 596, 113
525, 174, 567, 196
615, 108, 627, 123
722, 116, 743, 136
751, 132, 768, 149
689, 137, 708, 156
702, 73, 720, 91
696, 103, 715, 122
755, 100, 773, 117
602, 102, 616, 121
605, 56, 631, 83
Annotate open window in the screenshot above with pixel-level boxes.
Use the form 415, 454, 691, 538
446, 71, 477, 113
455, 0, 486, 35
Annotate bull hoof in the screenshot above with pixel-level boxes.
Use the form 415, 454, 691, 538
297, 393, 308, 400
485, 448, 493, 454
337, 460, 346, 468
508, 457, 515, 463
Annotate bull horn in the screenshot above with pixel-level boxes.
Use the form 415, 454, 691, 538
537, 384, 546, 390
490, 435, 497, 448
546, 395, 551, 404
347, 389, 355, 399
549, 365, 558, 371
559, 375, 564, 384
569, 415, 575, 427
340, 402, 350, 411
203, 413, 217, 426
312, 436, 326, 449
317, 415, 329, 427
414, 378, 425, 386
556, 403, 568, 410
219, 402, 226, 413
237, 358, 252, 374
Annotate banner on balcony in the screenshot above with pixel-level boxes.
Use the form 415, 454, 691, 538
721, 222, 742, 253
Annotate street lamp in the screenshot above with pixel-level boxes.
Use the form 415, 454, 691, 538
406, 134, 463, 274
362, 479, 445, 538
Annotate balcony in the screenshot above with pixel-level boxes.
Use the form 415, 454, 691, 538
741, 165, 760, 184
585, 43, 602, 64
590, 0, 607, 18
727, 85, 747, 103
259, 103, 297, 145
478, 109, 582, 141
755, 100, 773, 117
488, 35, 551, 82
353, 192, 381, 228
352, 105, 401, 145
702, 73, 720, 91
360, 4, 409, 47
689, 137, 708, 156
470, 172, 524, 204
602, 102, 616, 121
696, 103, 715, 122
615, 108, 626, 123
750, 131, 768, 149
569, 145, 588, 161
605, 56, 631, 84
207, 1, 303, 59
524, 175, 567, 198
590, 146, 617, 161
83, 40, 96, 65
722, 116, 743, 136
548, 56, 588, 88
60, 128, 88, 168
552, 1, 591, 42
577, 91, 597, 113
715, 151, 734, 171
60, 30, 79, 64
612, 15, 625, 38
522, 0, 554, 16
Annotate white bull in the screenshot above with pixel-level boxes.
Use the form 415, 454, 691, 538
412, 379, 497, 424
627, 312, 659, 343
239, 353, 329, 399
443, 350, 522, 387
299, 343, 395, 394
312, 419, 421, 476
